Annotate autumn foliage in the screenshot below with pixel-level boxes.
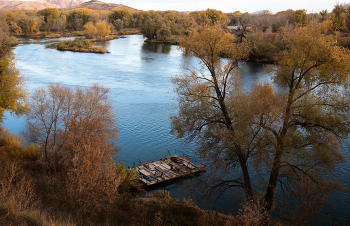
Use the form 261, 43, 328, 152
84, 21, 111, 39
0, 54, 27, 123
63, 115, 120, 219
172, 20, 350, 225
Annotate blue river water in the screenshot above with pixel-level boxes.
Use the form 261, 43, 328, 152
3, 35, 349, 224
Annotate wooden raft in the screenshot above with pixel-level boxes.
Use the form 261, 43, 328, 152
132, 153, 206, 189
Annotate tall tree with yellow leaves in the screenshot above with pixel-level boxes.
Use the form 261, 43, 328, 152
29, 17, 38, 34
0, 54, 27, 123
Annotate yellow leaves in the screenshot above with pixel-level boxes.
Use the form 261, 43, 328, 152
293, 10, 307, 25
84, 22, 97, 39
190, 9, 229, 26
29, 18, 37, 34
179, 25, 247, 65
0, 54, 28, 122
84, 21, 111, 39
274, 21, 350, 89
96, 21, 111, 38
0, 128, 23, 150
10, 22, 22, 34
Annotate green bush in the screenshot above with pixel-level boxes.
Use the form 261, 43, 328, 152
115, 160, 138, 192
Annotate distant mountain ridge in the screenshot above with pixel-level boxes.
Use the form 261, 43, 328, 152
0, 0, 85, 10
65, 0, 138, 12
0, 0, 137, 11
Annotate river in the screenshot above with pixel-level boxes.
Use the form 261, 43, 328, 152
3, 35, 349, 224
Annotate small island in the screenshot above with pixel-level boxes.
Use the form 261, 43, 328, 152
56, 38, 109, 53
55, 21, 120, 53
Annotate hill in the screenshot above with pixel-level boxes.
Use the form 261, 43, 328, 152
0, 0, 137, 11
0, 0, 85, 10
65, 0, 137, 12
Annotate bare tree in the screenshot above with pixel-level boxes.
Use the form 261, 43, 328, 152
25, 83, 118, 172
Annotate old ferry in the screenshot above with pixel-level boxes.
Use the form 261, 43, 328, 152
132, 150, 206, 189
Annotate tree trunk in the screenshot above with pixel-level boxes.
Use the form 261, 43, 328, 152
239, 155, 254, 200
213, 75, 254, 201
264, 148, 282, 212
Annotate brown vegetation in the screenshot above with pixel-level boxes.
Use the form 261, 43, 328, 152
56, 38, 109, 53
0, 84, 121, 225
0, 128, 244, 225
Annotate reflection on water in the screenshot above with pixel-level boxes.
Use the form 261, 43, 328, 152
2, 35, 349, 223
142, 42, 172, 54
246, 61, 266, 74
141, 56, 155, 63
93, 40, 111, 49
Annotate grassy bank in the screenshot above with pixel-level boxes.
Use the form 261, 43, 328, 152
56, 38, 109, 53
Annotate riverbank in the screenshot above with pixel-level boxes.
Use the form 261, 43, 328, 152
15, 31, 82, 39
13, 28, 140, 39
0, 135, 286, 226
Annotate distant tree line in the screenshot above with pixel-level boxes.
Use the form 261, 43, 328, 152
0, 5, 347, 33
2, 5, 350, 61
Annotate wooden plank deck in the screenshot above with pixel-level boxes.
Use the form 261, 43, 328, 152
133, 154, 206, 189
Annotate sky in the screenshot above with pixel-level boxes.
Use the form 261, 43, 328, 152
103, 0, 340, 13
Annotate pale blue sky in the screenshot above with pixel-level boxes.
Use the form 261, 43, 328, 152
103, 0, 340, 13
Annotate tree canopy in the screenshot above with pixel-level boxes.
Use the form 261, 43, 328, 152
171, 21, 350, 223
24, 83, 117, 172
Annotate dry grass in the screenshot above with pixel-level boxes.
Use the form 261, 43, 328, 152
107, 191, 237, 226
0, 153, 76, 226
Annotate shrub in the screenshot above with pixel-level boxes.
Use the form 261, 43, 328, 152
71, 31, 84, 36
237, 200, 269, 226
0, 128, 22, 150
96, 21, 111, 38
115, 160, 138, 192
22, 143, 41, 161
153, 189, 170, 199
84, 22, 97, 39
56, 38, 107, 53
